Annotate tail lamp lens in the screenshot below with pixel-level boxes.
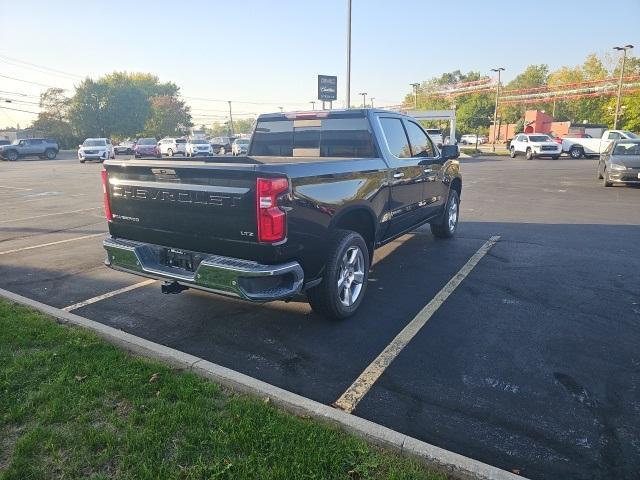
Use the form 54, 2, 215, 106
256, 177, 288, 242
101, 170, 113, 222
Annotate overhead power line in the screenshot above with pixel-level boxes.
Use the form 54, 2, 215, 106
0, 105, 40, 115
0, 54, 83, 79
0, 74, 66, 90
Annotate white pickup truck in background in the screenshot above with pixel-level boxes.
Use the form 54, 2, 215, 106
562, 129, 639, 158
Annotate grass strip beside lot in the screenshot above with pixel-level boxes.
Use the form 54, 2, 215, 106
0, 300, 443, 480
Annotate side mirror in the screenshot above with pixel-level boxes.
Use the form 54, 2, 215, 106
440, 144, 459, 160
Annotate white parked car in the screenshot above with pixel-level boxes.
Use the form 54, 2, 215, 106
78, 138, 115, 163
185, 139, 213, 157
425, 128, 443, 147
460, 134, 479, 145
509, 133, 561, 160
158, 137, 187, 156
231, 138, 250, 156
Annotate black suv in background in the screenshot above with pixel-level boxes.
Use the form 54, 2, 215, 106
0, 138, 59, 161
210, 136, 234, 154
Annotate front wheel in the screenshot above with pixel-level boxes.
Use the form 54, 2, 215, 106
525, 148, 535, 160
45, 149, 57, 160
5, 150, 18, 161
307, 230, 369, 320
430, 189, 459, 238
551, 155, 559, 160
510, 147, 516, 158
603, 168, 613, 187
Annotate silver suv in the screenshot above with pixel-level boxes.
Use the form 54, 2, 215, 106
0, 138, 59, 161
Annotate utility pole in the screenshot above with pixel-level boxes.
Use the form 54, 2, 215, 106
359, 92, 367, 108
278, 106, 283, 113
346, 0, 352, 109
410, 83, 420, 110
370, 97, 375, 108
613, 44, 633, 130
228, 101, 235, 137
490, 67, 505, 152
309, 101, 316, 110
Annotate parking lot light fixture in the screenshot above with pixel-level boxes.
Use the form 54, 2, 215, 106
359, 92, 367, 108
410, 83, 420, 110
490, 67, 505, 152
370, 97, 375, 108
309, 101, 316, 110
613, 44, 634, 130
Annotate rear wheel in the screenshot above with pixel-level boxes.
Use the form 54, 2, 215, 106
79, 159, 86, 163
430, 189, 459, 238
167, 148, 173, 157
569, 146, 583, 159
307, 230, 369, 320
602, 168, 613, 187
45, 149, 57, 160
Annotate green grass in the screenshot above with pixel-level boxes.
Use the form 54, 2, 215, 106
0, 300, 444, 480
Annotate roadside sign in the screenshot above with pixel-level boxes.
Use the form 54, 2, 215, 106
318, 75, 337, 101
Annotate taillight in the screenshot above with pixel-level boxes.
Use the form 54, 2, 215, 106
101, 170, 113, 222
256, 177, 288, 242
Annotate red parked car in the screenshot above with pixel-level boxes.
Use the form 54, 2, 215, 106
134, 138, 161, 158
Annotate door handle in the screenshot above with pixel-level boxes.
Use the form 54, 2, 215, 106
393, 172, 405, 179
423, 168, 433, 174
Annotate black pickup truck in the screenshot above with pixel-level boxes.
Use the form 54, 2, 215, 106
101, 109, 462, 319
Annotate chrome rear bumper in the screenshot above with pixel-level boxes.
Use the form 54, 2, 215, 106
103, 236, 304, 302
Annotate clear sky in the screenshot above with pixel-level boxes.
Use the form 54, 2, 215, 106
1, 0, 638, 127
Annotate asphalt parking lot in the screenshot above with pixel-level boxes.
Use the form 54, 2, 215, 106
1, 155, 639, 480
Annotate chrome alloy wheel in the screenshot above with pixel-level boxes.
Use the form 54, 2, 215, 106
337, 246, 365, 307
448, 195, 458, 232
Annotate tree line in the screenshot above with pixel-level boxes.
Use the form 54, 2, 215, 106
31, 72, 192, 148
404, 53, 640, 137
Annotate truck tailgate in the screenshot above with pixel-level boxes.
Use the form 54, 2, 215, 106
104, 160, 265, 255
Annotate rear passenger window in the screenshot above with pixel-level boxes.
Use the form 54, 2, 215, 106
405, 121, 435, 157
379, 118, 411, 158
250, 117, 376, 157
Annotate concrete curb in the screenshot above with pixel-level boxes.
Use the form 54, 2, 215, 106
0, 287, 526, 480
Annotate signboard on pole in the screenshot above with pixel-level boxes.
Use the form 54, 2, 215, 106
318, 75, 337, 101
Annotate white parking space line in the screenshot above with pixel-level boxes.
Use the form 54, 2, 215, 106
0, 185, 33, 191
0, 207, 102, 224
0, 232, 106, 256
62, 279, 157, 312
334, 235, 501, 414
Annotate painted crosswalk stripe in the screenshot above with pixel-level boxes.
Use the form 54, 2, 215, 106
333, 235, 501, 414
62, 279, 156, 312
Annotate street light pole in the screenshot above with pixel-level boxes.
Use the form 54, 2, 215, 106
278, 106, 283, 113
370, 97, 375, 108
228, 101, 235, 137
346, 0, 352, 109
490, 67, 504, 152
359, 92, 367, 108
613, 44, 633, 130
309, 101, 316, 110
410, 83, 419, 110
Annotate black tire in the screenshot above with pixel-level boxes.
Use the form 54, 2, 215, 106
525, 148, 534, 160
79, 159, 85, 163
596, 165, 603, 179
219, 147, 225, 155
5, 150, 18, 161
307, 230, 370, 320
430, 189, 460, 238
167, 148, 173, 157
602, 168, 613, 187
509, 147, 516, 158
569, 146, 583, 159
44, 149, 57, 160
551, 155, 559, 160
